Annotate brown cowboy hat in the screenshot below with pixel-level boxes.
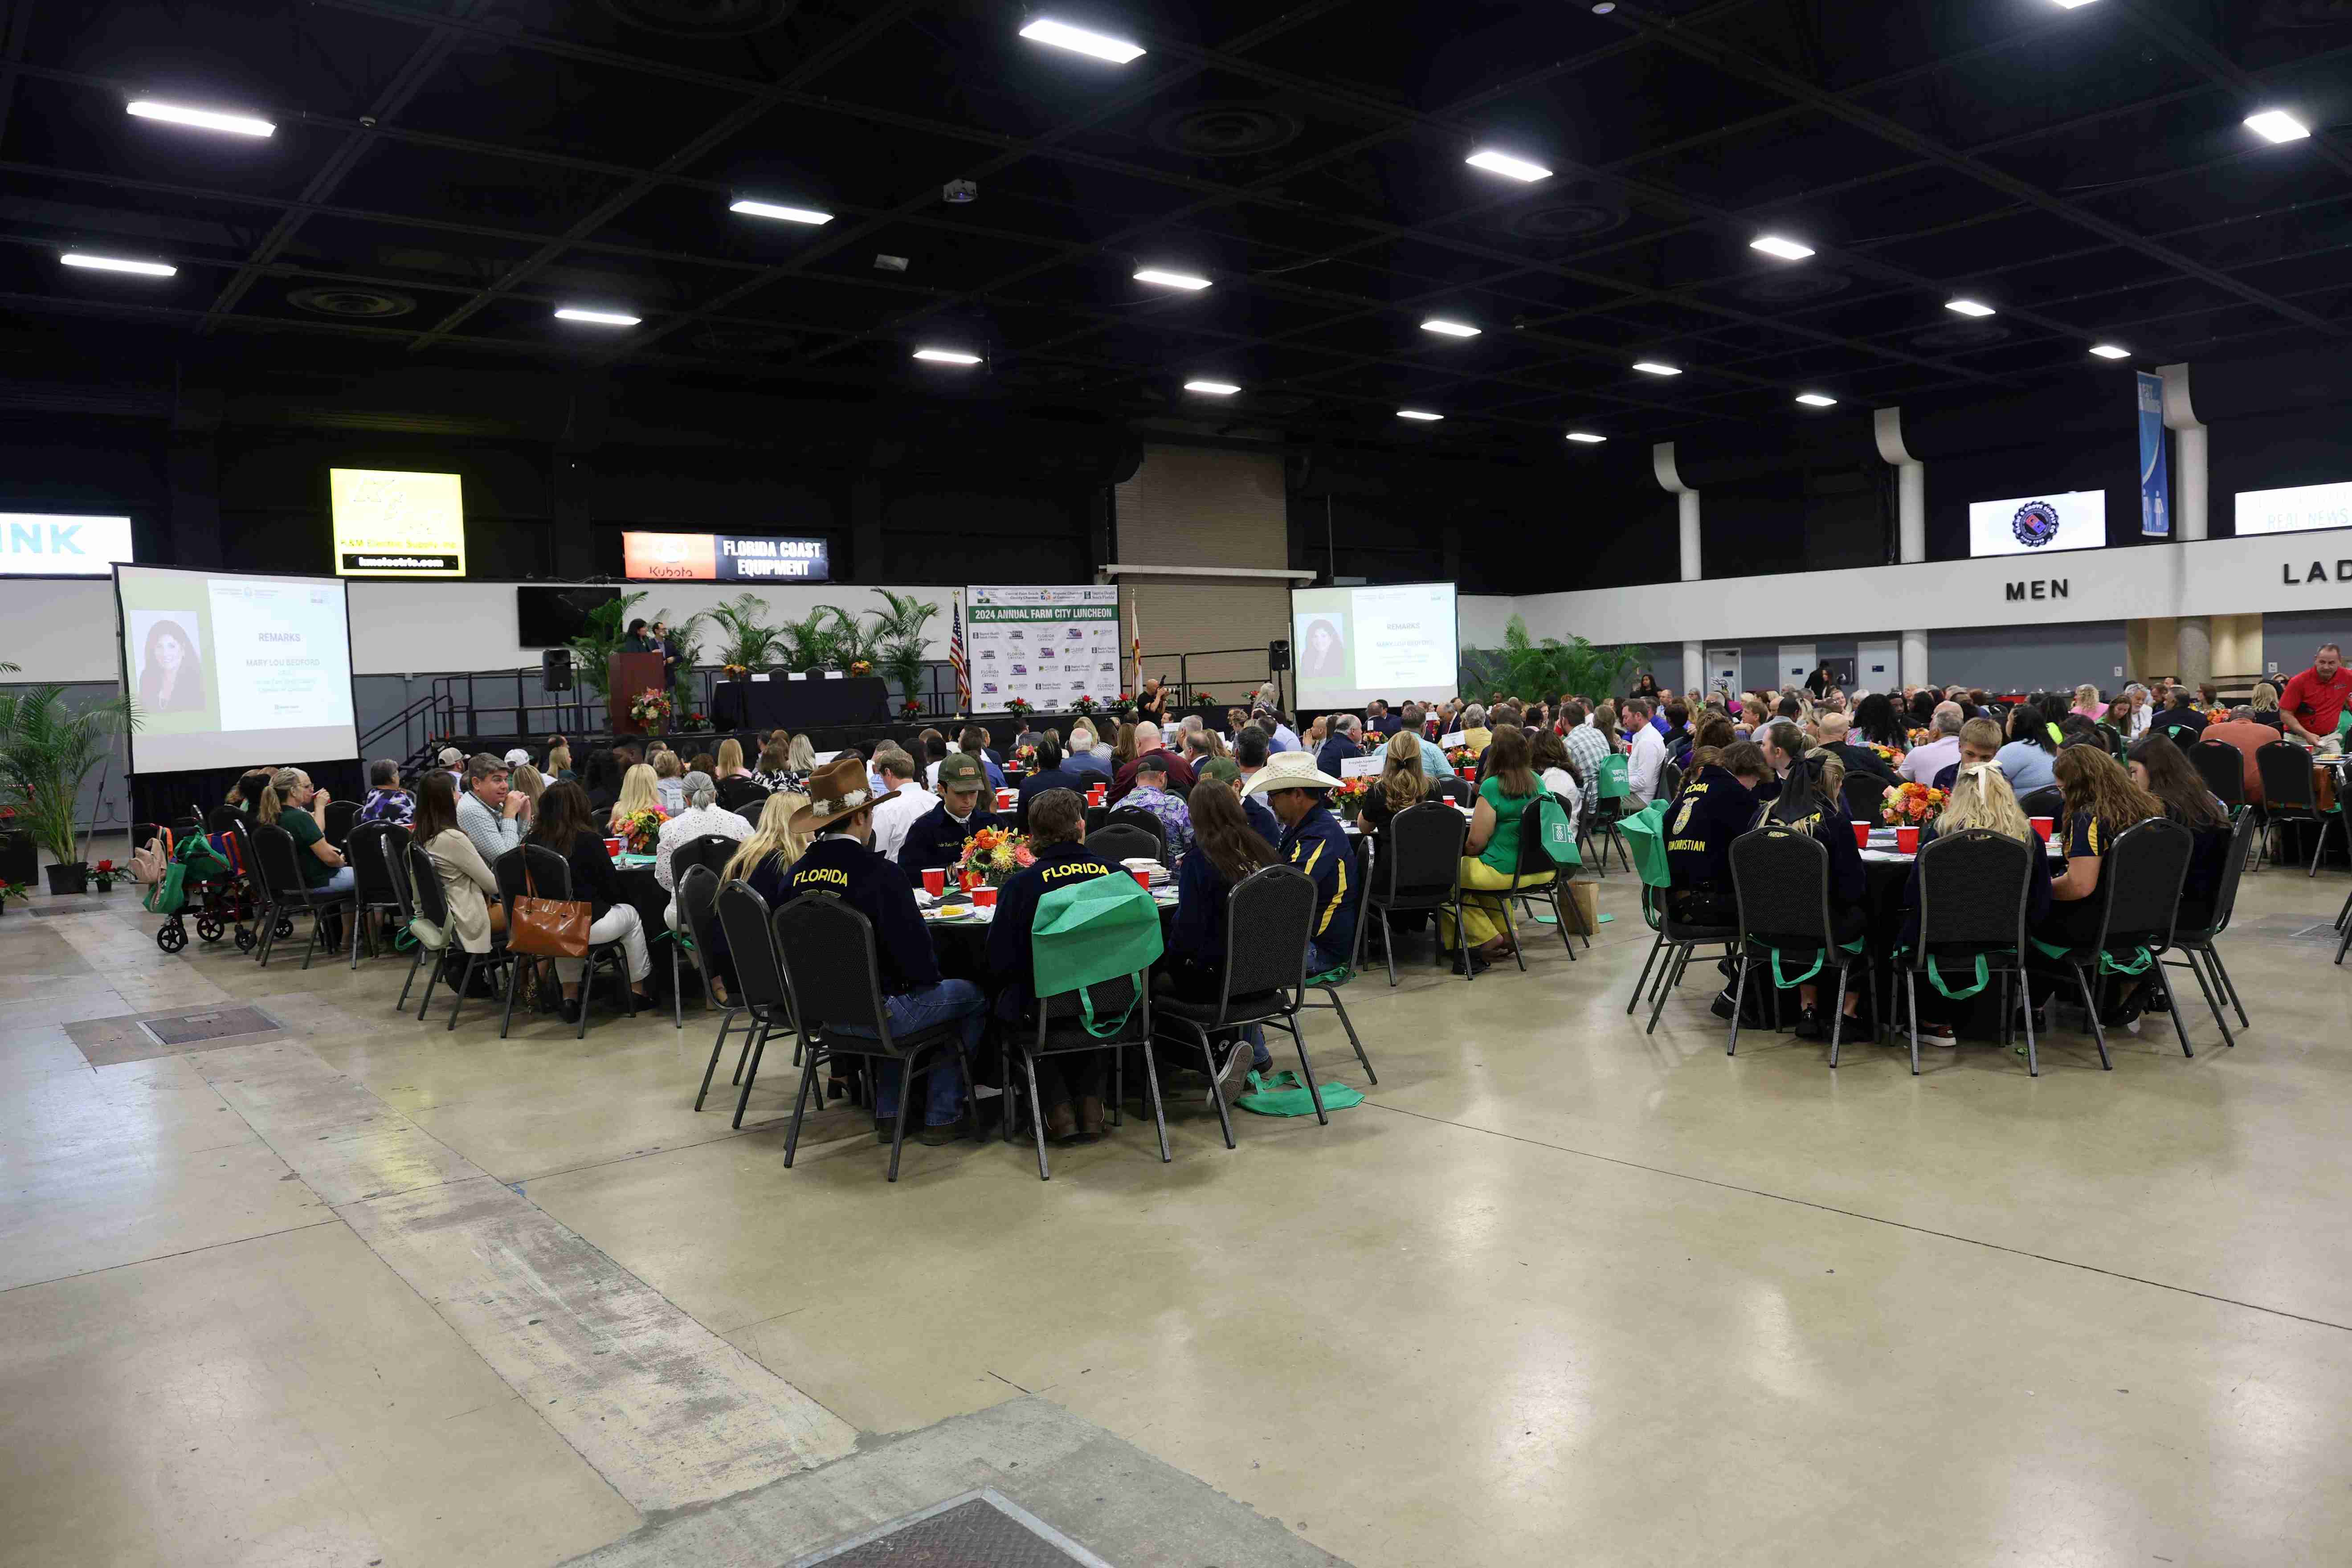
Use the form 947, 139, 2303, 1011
790, 754, 897, 833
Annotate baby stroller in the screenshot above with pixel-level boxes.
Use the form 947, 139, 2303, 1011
142, 826, 261, 953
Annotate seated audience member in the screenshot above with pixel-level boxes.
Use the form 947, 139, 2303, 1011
1562, 701, 1608, 787
1316, 713, 1366, 777
958, 726, 1008, 789
412, 771, 503, 967
1660, 701, 1693, 768
986, 788, 1122, 1143
1200, 755, 1280, 842
1359, 729, 1433, 837
1459, 703, 1494, 756
2202, 705, 2280, 804
2278, 641, 2352, 743
1437, 726, 1552, 973
510, 763, 549, 813
258, 767, 352, 898
525, 781, 653, 1021
2071, 683, 2107, 721
435, 746, 465, 787
1623, 698, 1666, 805
226, 767, 278, 822
1119, 751, 1195, 866
1993, 705, 2061, 796
914, 728, 949, 789
1105, 720, 1198, 805
1907, 689, 1940, 732
459, 752, 530, 866
653, 771, 751, 926
740, 738, 792, 795
1303, 715, 1329, 751
1530, 729, 1582, 823
651, 749, 688, 814
1062, 724, 1113, 779
785, 733, 819, 777
1851, 692, 1906, 751
2126, 736, 2231, 931
1253, 706, 1302, 753
1224, 706, 1251, 740
900, 753, 998, 886
2153, 689, 2209, 745
1684, 712, 1737, 775
1819, 711, 1895, 788
710, 738, 751, 782
1365, 698, 1402, 737
546, 740, 575, 782
1016, 735, 1087, 815
612, 761, 666, 824
359, 759, 415, 826
580, 747, 623, 813
1167, 774, 1285, 1086
1664, 739, 1771, 935
1243, 752, 1360, 978
1179, 726, 1221, 769
868, 747, 935, 863
503, 747, 534, 775
1931, 716, 2004, 792
2037, 744, 2164, 951
1900, 702, 1966, 783
1013, 717, 1045, 753
1899, 759, 2053, 967
1759, 723, 1870, 1041
2247, 682, 2283, 733
693, 792, 812, 1006
1592, 700, 1623, 755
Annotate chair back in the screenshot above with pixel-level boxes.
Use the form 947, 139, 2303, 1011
1512, 796, 1568, 881
2017, 785, 2065, 821
221, 813, 260, 883
2193, 808, 2259, 938
1435, 775, 1474, 805
2189, 740, 2246, 810
379, 828, 415, 917
2091, 817, 2193, 953
673, 832, 742, 878
713, 880, 790, 1017
493, 841, 574, 908
1380, 802, 1467, 897
1102, 808, 1166, 849
1914, 829, 2032, 954
347, 821, 410, 907
1087, 822, 1161, 865
1224, 864, 1317, 999
323, 799, 360, 849
1728, 825, 1833, 952
1840, 770, 1886, 823
247, 822, 308, 899
2254, 741, 2318, 814
771, 895, 893, 1042
676, 864, 725, 959
404, 842, 453, 947
715, 776, 769, 815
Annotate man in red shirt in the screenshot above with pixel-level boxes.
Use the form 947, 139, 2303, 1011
2279, 643, 2352, 743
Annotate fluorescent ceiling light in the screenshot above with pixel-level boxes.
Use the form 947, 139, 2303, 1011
1133, 267, 1211, 290
553, 307, 640, 326
1420, 318, 1481, 338
1944, 298, 1997, 317
1632, 361, 1682, 376
730, 198, 833, 225
2050, 0, 2098, 9
2089, 343, 2132, 360
2244, 110, 2311, 144
1794, 392, 1838, 407
1565, 432, 1606, 444
1183, 380, 1240, 395
61, 253, 176, 277
1749, 234, 1815, 261
1465, 149, 1552, 183
126, 98, 275, 137
1017, 18, 1145, 63
913, 347, 983, 364
1396, 408, 1444, 421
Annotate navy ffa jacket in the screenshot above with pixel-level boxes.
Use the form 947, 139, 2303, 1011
896, 801, 1000, 887
1278, 803, 1358, 962
772, 831, 940, 996
1664, 764, 1763, 893
987, 837, 1121, 1017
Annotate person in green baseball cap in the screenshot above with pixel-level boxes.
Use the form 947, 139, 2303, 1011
897, 749, 1002, 889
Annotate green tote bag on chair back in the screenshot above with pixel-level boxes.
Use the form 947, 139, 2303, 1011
1030, 873, 1167, 1036
1535, 794, 1581, 869
1597, 752, 1631, 800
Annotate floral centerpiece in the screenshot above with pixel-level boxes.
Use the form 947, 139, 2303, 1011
849, 659, 872, 677
1112, 692, 1135, 720
1863, 741, 1905, 768
1880, 781, 1948, 826
1005, 696, 1033, 719
1905, 727, 1932, 748
1193, 690, 1214, 707
721, 662, 750, 682
899, 697, 923, 719
612, 806, 665, 854
627, 687, 672, 729
1331, 776, 1371, 822
955, 826, 1033, 889
1010, 743, 1038, 772
2205, 706, 2229, 725
678, 710, 712, 733
90, 858, 119, 892
1445, 744, 1476, 772
1070, 694, 1098, 715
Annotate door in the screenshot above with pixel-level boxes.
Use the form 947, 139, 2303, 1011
1855, 639, 1900, 693
1704, 648, 1740, 699
1777, 643, 1817, 693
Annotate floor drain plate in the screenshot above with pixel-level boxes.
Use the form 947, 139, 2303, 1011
138, 1007, 280, 1046
786, 1489, 1113, 1568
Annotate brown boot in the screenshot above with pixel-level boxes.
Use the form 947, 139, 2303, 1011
1045, 1101, 1078, 1143
1075, 1095, 1106, 1142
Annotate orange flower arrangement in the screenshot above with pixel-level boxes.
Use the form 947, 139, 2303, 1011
1880, 781, 1948, 826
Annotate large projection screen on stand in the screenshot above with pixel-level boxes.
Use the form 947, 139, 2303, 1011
1289, 581, 1458, 710
113, 564, 360, 773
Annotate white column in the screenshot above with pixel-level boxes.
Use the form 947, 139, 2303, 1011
1875, 408, 1931, 687
2160, 362, 2207, 543
1681, 639, 1703, 696
1655, 442, 1700, 581
1901, 629, 1930, 690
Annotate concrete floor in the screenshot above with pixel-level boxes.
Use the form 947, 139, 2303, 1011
3, 856, 2349, 1567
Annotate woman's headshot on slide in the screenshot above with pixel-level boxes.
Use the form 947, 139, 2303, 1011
138, 620, 205, 712
1303, 617, 1345, 680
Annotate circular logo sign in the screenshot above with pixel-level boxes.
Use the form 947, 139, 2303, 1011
2010, 501, 2062, 549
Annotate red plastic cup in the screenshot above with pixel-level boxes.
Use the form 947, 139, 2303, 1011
1851, 821, 1870, 849
973, 886, 997, 908
1458, 764, 1477, 780
604, 837, 623, 857
922, 867, 946, 896
1131, 866, 1152, 889
1895, 825, 1920, 854
995, 788, 1015, 812
960, 870, 980, 893
2030, 816, 2054, 843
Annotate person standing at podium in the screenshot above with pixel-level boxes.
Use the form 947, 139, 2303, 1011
619, 618, 660, 654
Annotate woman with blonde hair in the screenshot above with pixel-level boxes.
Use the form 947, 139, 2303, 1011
714, 736, 749, 780
786, 732, 817, 773
1357, 728, 1431, 836
614, 761, 666, 821
508, 762, 547, 810
545, 739, 574, 781
256, 765, 352, 896
2249, 680, 2283, 730
1111, 720, 1138, 768
699, 792, 813, 1006
1896, 758, 2051, 1037
650, 749, 687, 813
2070, 683, 2106, 721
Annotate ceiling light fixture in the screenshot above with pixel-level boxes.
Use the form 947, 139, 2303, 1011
1794, 392, 1838, 407
1017, 17, 1145, 64
126, 98, 275, 137
1396, 408, 1444, 421
1184, 380, 1240, 395
730, 198, 833, 225
1749, 235, 1816, 261
1632, 361, 1682, 376
1944, 298, 1997, 318
2050, 0, 2098, 9
1133, 267, 1212, 290
1465, 149, 1552, 183
2244, 109, 2311, 144
553, 307, 640, 326
1420, 318, 1481, 338
2089, 343, 2132, 360
1565, 432, 1606, 444
912, 347, 983, 364
61, 253, 176, 277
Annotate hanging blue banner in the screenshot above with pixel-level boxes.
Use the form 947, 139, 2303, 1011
2137, 371, 2170, 538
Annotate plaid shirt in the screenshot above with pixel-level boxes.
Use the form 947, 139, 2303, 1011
1564, 723, 1611, 796
1119, 784, 1193, 867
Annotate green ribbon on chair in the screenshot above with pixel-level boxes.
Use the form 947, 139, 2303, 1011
2098, 945, 2154, 976
1926, 952, 1990, 1000
1767, 947, 1824, 988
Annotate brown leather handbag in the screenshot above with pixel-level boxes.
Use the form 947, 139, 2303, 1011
505, 853, 591, 958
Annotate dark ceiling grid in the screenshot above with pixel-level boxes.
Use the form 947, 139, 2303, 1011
2108, 0, 2352, 185
0, 0, 36, 149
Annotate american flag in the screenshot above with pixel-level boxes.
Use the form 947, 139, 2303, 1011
947, 596, 970, 712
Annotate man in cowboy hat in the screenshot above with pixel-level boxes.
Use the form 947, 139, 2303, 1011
772, 755, 984, 1145
1242, 751, 1359, 982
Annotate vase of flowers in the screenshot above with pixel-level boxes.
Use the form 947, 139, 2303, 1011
1863, 741, 1905, 769
1005, 696, 1033, 720
1880, 781, 1948, 826
1331, 776, 1370, 822
627, 688, 672, 730
1113, 692, 1135, 720
1010, 743, 1038, 773
612, 806, 666, 854
1071, 694, 1098, 715
1444, 744, 1476, 772
955, 826, 1033, 889
899, 697, 923, 719
721, 662, 749, 682
1192, 690, 1214, 708
679, 710, 712, 733
90, 858, 118, 892
849, 659, 872, 677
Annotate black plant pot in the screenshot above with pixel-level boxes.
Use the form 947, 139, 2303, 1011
44, 862, 89, 895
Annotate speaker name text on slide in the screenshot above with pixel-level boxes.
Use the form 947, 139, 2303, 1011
1290, 581, 1458, 710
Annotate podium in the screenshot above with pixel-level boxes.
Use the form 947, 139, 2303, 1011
608, 652, 667, 735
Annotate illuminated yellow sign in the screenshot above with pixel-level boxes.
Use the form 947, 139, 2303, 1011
330, 468, 466, 577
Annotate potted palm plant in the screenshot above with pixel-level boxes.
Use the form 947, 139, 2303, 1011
708, 592, 784, 679
776, 608, 841, 675
0, 684, 138, 895
866, 588, 940, 710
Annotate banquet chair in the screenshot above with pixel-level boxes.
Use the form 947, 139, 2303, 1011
1726, 825, 1878, 1066
402, 841, 512, 1029
1007, 961, 1166, 1181
1086, 822, 1161, 867
1151, 865, 1324, 1151
2254, 741, 2341, 875
2164, 808, 2258, 1041
1621, 803, 1742, 1036
323, 799, 360, 850
2028, 817, 2194, 1070
1899, 829, 2036, 1074
1363, 801, 1470, 985
708, 881, 801, 1130
681, 867, 756, 1108
715, 775, 769, 817
1435, 775, 1475, 806
772, 896, 977, 1182
1580, 753, 1634, 875
2189, 740, 2247, 817
1840, 771, 1888, 824
490, 845, 636, 1040
380, 834, 427, 1013
1481, 797, 1581, 968
248, 822, 359, 972
343, 821, 412, 968
1297, 837, 1377, 1084
2017, 786, 2065, 823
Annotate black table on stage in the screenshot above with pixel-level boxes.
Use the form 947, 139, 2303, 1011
710, 675, 891, 732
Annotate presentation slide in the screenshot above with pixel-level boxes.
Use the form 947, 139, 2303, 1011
1968, 490, 2107, 558
114, 565, 359, 773
1290, 581, 1458, 710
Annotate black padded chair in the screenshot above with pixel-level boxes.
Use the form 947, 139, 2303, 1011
772, 896, 978, 1182
2028, 817, 2194, 1070
402, 841, 511, 1029
220, 814, 281, 957
382, 834, 427, 1013
2163, 808, 2258, 1044
1433, 774, 1475, 806
715, 775, 770, 817
2189, 740, 2247, 817
2254, 741, 2341, 875
708, 880, 801, 1129
490, 844, 636, 1040
1086, 822, 1162, 867
1362, 801, 1470, 984
682, 866, 756, 1109
1633, 863, 1747, 1038
1005, 961, 1168, 1181
1840, 770, 1888, 824
2018, 785, 2065, 823
1725, 825, 1878, 1066
1899, 829, 2037, 1074
1476, 797, 1582, 969
323, 798, 360, 849
247, 821, 357, 971
1152, 865, 1327, 1151
343, 821, 412, 968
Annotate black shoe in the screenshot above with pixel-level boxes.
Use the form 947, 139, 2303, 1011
1710, 988, 1739, 1021
917, 1113, 974, 1147
1792, 1007, 1824, 1040
558, 997, 583, 1025
1449, 949, 1491, 976
1832, 1012, 1873, 1044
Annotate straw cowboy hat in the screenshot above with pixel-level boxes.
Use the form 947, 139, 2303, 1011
1241, 751, 1345, 796
791, 754, 897, 832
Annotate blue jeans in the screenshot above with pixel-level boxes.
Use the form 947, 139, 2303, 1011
313, 866, 355, 897
1244, 939, 1345, 1069
833, 979, 985, 1127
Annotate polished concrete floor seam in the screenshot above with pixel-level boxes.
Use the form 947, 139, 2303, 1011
1364, 1099, 2352, 1333
0, 1214, 346, 1297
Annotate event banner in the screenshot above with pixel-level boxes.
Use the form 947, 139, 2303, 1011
329, 468, 466, 576
2138, 371, 2171, 538
964, 584, 1121, 712
621, 531, 831, 582
0, 513, 132, 576
1966, 490, 2107, 557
